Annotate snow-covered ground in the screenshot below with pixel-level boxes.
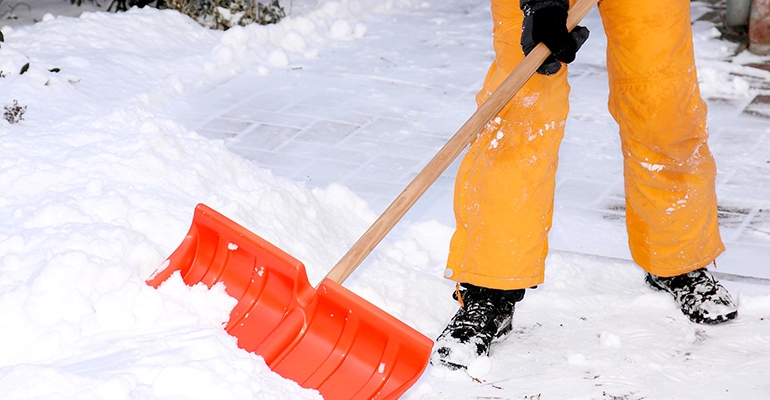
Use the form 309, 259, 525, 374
1, 0, 769, 399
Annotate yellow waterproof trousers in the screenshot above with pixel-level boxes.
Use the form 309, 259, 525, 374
445, 0, 725, 289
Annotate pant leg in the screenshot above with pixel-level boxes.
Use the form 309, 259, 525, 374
599, 0, 725, 276
444, 0, 571, 290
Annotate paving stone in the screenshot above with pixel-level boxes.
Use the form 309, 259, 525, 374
294, 120, 360, 144
230, 124, 301, 151
222, 108, 316, 128
202, 117, 254, 134
743, 94, 770, 118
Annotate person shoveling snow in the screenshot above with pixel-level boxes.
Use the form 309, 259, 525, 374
433, 0, 738, 371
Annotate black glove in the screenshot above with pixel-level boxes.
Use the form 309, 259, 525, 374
521, 5, 590, 75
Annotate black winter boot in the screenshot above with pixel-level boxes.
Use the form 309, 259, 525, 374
431, 283, 525, 370
646, 267, 738, 324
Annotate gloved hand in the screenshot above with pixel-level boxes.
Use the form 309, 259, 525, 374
521, 4, 590, 75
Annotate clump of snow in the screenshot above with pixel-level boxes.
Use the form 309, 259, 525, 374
466, 355, 492, 378
698, 67, 754, 97
329, 19, 367, 40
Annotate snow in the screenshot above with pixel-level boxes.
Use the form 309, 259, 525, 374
1, 0, 770, 399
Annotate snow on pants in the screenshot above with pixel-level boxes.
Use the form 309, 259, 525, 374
445, 0, 725, 290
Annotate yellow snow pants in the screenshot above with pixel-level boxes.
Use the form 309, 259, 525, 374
445, 0, 725, 289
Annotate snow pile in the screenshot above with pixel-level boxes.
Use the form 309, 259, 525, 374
0, 101, 339, 398
0, 2, 444, 399
204, 0, 388, 78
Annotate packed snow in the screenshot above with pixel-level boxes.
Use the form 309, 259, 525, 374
1, 0, 770, 399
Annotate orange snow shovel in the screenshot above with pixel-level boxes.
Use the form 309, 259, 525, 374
146, 0, 597, 398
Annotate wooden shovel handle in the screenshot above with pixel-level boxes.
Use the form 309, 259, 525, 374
325, 0, 600, 284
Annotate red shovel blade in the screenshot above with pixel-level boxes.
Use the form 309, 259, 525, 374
147, 204, 433, 399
